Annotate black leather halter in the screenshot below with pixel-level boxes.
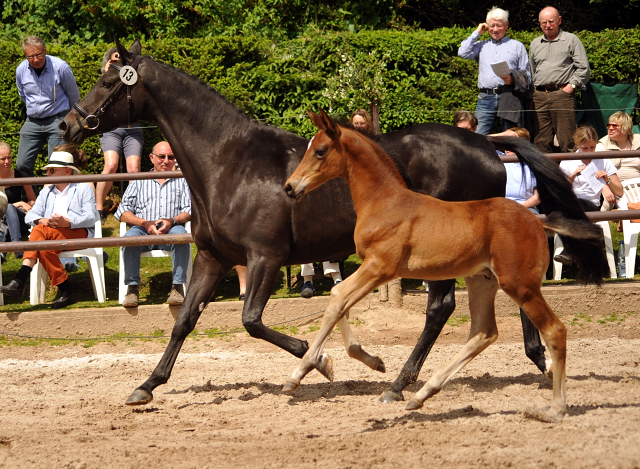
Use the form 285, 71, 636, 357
72, 54, 143, 130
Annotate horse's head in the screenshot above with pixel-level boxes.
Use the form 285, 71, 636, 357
59, 39, 145, 145
284, 110, 346, 201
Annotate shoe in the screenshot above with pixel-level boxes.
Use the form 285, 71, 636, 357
123, 285, 140, 308
0, 279, 26, 297
300, 281, 315, 298
51, 290, 74, 309
99, 210, 108, 225
239, 293, 246, 301
553, 252, 573, 266
167, 284, 184, 306
64, 261, 80, 272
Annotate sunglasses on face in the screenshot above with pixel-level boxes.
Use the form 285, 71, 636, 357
46, 168, 58, 174
606, 123, 621, 129
152, 153, 175, 161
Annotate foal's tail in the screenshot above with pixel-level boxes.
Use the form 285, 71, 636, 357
489, 136, 609, 284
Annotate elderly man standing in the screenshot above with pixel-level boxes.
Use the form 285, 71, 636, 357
16, 36, 80, 177
529, 6, 590, 153
458, 7, 530, 135
116, 141, 192, 308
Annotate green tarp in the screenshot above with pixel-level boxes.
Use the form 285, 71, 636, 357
578, 83, 639, 138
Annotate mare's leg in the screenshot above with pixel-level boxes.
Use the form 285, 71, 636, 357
241, 255, 311, 360
335, 279, 386, 372
380, 279, 456, 403
126, 251, 231, 405
406, 274, 499, 410
283, 260, 391, 392
503, 282, 567, 421
520, 308, 552, 378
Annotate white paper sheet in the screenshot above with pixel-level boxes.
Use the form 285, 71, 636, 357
490, 61, 511, 77
580, 162, 606, 194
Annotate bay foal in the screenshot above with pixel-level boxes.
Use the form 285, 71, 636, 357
284, 110, 605, 422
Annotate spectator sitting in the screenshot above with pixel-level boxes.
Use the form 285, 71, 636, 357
0, 146, 97, 308
15, 36, 80, 177
299, 262, 343, 298
0, 141, 36, 261
597, 111, 640, 211
497, 127, 541, 214
453, 110, 478, 132
116, 141, 191, 308
349, 109, 374, 135
554, 125, 623, 265
95, 48, 144, 225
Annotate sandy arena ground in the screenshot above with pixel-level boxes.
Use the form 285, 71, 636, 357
0, 288, 639, 469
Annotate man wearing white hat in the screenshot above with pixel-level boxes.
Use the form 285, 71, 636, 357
0, 148, 96, 308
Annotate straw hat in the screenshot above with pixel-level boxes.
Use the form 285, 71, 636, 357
42, 151, 81, 175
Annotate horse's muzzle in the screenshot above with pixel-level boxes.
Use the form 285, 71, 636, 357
283, 181, 305, 201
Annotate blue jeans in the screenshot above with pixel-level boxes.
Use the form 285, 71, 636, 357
4, 204, 28, 257
474, 93, 515, 135
17, 112, 68, 177
122, 224, 191, 286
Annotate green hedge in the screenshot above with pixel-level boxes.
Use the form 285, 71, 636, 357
1, 28, 639, 176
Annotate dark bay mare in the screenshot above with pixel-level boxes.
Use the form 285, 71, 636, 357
59, 40, 606, 405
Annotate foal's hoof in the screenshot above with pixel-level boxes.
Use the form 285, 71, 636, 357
375, 357, 386, 373
125, 388, 153, 406
405, 398, 424, 411
282, 380, 300, 394
316, 353, 334, 382
524, 406, 564, 423
379, 390, 404, 403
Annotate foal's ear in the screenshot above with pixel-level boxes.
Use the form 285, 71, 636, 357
307, 110, 325, 130
319, 109, 341, 139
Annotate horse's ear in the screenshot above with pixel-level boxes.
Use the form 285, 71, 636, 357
319, 109, 341, 139
115, 38, 141, 66
307, 110, 325, 130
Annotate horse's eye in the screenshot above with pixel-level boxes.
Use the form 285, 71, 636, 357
315, 148, 326, 158
102, 79, 115, 90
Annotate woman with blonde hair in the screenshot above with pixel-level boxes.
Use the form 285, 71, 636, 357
597, 111, 640, 211
349, 109, 374, 135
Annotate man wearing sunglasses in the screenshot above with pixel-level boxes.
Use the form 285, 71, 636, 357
15, 36, 80, 177
115, 141, 192, 308
529, 6, 590, 153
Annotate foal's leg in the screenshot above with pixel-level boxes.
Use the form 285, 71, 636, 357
126, 251, 231, 405
380, 279, 456, 403
503, 284, 567, 421
335, 278, 386, 372
406, 274, 499, 410
283, 261, 391, 393
520, 308, 552, 378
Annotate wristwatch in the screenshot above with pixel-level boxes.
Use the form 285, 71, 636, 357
570, 83, 576, 90
606, 177, 612, 185
171, 217, 179, 225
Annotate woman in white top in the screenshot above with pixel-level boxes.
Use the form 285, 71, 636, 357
561, 125, 623, 212
597, 111, 640, 211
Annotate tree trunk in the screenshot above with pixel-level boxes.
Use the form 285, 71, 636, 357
370, 103, 380, 134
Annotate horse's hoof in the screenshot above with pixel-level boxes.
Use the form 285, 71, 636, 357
375, 358, 386, 373
282, 380, 300, 394
125, 388, 153, 406
379, 390, 404, 403
316, 353, 334, 382
524, 406, 564, 423
405, 398, 423, 411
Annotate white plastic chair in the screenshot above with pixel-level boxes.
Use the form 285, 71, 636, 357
621, 177, 640, 278
118, 221, 193, 304
552, 221, 618, 281
30, 211, 106, 305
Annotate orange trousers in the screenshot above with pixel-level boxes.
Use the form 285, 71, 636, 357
23, 225, 88, 287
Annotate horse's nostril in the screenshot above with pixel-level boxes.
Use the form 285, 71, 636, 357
284, 183, 292, 194
58, 121, 67, 131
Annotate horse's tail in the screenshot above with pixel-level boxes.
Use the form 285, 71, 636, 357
489, 136, 609, 284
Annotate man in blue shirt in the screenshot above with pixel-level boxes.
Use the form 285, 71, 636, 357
458, 7, 530, 135
15, 36, 80, 177
115, 141, 192, 308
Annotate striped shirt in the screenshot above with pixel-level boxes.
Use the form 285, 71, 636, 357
115, 172, 191, 222
458, 31, 530, 90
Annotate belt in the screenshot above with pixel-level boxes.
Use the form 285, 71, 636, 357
536, 85, 566, 92
479, 86, 503, 94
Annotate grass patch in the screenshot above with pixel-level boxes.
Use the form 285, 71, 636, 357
597, 312, 630, 325
570, 312, 593, 327
447, 315, 470, 327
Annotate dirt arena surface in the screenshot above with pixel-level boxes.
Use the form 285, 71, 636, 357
1, 288, 639, 469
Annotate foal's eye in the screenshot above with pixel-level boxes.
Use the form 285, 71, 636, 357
315, 148, 326, 158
